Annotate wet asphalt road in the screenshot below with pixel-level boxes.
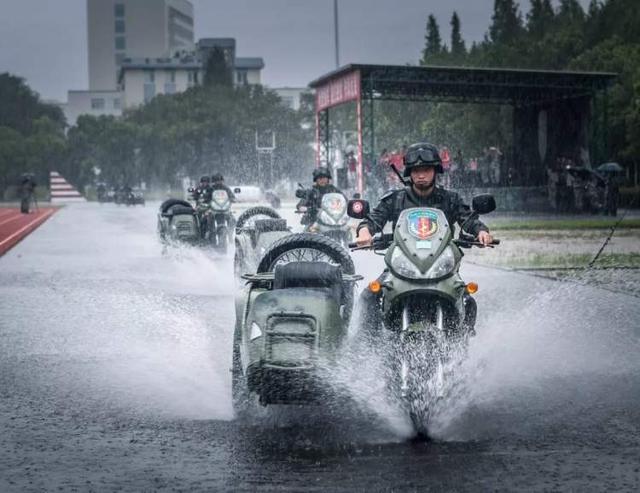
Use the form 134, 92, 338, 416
1, 203, 639, 491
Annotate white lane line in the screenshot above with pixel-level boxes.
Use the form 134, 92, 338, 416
0, 209, 56, 250
0, 213, 24, 227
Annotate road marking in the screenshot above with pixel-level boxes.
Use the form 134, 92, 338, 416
0, 209, 56, 252
0, 213, 24, 227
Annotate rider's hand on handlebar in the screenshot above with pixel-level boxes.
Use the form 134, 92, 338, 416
356, 227, 374, 247
477, 230, 494, 246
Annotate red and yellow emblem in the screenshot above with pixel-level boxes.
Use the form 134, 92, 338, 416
407, 210, 438, 240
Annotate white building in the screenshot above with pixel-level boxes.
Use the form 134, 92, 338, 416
88, 0, 194, 91
118, 55, 201, 108
272, 87, 309, 111
65, 90, 123, 124
64, 0, 194, 125
118, 48, 265, 109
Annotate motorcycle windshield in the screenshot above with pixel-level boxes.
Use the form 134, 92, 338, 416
211, 190, 230, 210
390, 207, 452, 273
319, 193, 347, 224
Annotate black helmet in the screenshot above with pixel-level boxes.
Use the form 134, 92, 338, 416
199, 175, 210, 184
403, 142, 443, 177
211, 173, 224, 182
312, 167, 332, 181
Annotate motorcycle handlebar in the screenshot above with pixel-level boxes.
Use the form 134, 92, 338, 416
351, 236, 500, 250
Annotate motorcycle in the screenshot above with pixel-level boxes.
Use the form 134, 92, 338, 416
195, 189, 235, 254
232, 233, 362, 418
347, 194, 499, 437
234, 206, 290, 278
296, 186, 352, 247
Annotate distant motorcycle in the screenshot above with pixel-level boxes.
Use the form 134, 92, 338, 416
296, 187, 352, 247
200, 189, 234, 254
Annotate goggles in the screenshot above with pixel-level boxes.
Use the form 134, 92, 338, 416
404, 148, 440, 165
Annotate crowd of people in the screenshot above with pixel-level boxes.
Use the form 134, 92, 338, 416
329, 145, 621, 215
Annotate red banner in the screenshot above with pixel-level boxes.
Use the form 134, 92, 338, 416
316, 71, 361, 111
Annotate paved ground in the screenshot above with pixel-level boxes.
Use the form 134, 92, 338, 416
0, 207, 57, 256
0, 202, 639, 491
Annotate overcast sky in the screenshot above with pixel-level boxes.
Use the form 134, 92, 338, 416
0, 0, 590, 102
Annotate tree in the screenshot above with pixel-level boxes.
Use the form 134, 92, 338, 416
489, 0, 524, 45
527, 0, 555, 40
203, 48, 232, 87
450, 12, 466, 61
421, 14, 444, 64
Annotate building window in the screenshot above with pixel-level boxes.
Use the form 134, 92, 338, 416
113, 98, 121, 109
115, 53, 125, 65
167, 70, 176, 83
144, 70, 155, 83
144, 83, 156, 103
115, 19, 125, 33
115, 36, 126, 50
91, 98, 105, 110
114, 3, 125, 18
164, 83, 176, 94
236, 70, 248, 85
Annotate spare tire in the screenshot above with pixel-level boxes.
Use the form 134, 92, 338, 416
256, 233, 354, 274
256, 233, 356, 323
236, 206, 280, 229
160, 198, 193, 214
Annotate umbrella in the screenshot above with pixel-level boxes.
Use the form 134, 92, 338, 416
565, 166, 606, 186
596, 162, 624, 173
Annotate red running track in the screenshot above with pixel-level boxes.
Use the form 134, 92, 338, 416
0, 207, 58, 256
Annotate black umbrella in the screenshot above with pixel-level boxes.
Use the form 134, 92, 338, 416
597, 162, 624, 173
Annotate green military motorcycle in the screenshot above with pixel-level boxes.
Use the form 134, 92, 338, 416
347, 194, 499, 436
232, 233, 362, 418
296, 187, 352, 248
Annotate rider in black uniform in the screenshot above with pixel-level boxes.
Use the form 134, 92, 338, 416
296, 167, 344, 226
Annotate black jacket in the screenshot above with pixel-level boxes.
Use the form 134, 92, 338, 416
358, 186, 489, 237
297, 184, 343, 224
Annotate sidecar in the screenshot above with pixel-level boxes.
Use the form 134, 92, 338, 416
157, 198, 199, 245
232, 233, 361, 415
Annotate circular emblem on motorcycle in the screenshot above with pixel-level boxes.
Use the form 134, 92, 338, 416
407, 210, 438, 240
352, 201, 364, 214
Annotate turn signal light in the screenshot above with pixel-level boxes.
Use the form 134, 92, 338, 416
466, 282, 479, 294
368, 280, 382, 293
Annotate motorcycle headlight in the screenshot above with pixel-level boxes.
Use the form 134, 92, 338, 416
390, 245, 456, 280
318, 210, 337, 225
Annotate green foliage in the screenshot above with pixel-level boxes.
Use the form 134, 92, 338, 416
203, 48, 233, 87
406, 0, 640, 172
0, 73, 66, 195
66, 83, 312, 190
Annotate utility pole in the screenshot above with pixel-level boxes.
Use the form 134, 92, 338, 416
334, 0, 340, 69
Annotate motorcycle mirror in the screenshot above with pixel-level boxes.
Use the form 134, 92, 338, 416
472, 194, 496, 214
347, 199, 370, 219
352, 193, 361, 199
187, 187, 194, 193
234, 187, 241, 193
295, 189, 308, 199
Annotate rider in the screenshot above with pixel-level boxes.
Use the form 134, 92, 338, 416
356, 142, 493, 247
210, 173, 236, 202
191, 175, 212, 202
296, 167, 344, 225
355, 142, 494, 334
